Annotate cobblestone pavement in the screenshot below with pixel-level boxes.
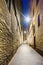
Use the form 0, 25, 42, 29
9, 44, 43, 65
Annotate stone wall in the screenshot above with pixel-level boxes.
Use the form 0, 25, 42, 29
0, 0, 13, 65
28, 0, 43, 51
0, 19, 13, 65
35, 0, 43, 51
10, 2, 20, 54
0, 0, 21, 65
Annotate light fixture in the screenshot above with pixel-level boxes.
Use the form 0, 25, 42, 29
19, 10, 31, 23
25, 16, 31, 23
24, 30, 26, 34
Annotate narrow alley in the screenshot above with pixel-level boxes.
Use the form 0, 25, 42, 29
9, 44, 43, 65
0, 0, 43, 65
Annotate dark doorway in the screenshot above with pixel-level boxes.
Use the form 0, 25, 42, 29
34, 36, 36, 49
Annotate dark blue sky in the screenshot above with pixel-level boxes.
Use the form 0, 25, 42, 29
21, 0, 31, 30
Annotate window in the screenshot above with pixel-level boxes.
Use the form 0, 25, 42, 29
6, 0, 11, 12
38, 14, 40, 27
36, 0, 39, 6
12, 0, 16, 16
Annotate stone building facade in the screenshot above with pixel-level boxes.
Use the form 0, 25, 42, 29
0, 0, 21, 65
28, 0, 43, 51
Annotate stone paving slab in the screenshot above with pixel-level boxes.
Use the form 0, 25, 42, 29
9, 44, 43, 65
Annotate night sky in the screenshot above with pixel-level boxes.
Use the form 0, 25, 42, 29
21, 0, 31, 30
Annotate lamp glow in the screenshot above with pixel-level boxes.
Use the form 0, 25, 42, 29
24, 30, 26, 34
25, 16, 31, 23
